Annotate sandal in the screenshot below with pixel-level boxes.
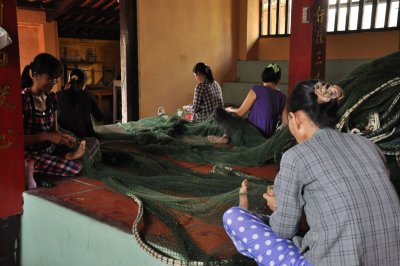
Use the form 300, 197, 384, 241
34, 177, 54, 188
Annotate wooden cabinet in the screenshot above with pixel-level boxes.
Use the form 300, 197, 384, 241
61, 60, 117, 87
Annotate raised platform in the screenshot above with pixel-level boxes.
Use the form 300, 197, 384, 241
21, 157, 277, 265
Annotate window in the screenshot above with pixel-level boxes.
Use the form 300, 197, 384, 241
261, 0, 292, 36
260, 0, 400, 37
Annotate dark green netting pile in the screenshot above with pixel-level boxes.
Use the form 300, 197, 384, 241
95, 151, 271, 265
83, 51, 400, 265
336, 52, 400, 151
98, 114, 295, 167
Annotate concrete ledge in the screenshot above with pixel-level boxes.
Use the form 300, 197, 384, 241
21, 192, 167, 266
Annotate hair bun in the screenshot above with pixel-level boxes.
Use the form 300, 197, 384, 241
267, 63, 280, 74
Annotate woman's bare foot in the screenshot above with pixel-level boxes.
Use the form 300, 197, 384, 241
208, 134, 230, 144
239, 179, 249, 209
65, 140, 86, 160
25, 160, 37, 189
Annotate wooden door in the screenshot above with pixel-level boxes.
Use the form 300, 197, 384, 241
0, 0, 25, 218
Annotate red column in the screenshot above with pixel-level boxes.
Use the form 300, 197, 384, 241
288, 0, 327, 93
0, 0, 25, 218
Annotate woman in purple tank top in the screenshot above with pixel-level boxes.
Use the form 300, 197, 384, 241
208, 63, 287, 144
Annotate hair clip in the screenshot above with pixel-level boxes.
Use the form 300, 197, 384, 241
314, 81, 344, 103
70, 75, 79, 80
267, 63, 280, 74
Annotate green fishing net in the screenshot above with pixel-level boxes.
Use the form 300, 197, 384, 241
83, 51, 400, 265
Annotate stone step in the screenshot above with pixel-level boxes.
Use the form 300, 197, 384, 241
226, 59, 371, 106
237, 60, 288, 83
236, 59, 371, 84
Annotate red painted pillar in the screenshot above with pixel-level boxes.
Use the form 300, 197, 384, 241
0, 0, 25, 218
288, 0, 327, 93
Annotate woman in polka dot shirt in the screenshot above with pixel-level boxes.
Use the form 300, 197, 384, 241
223, 179, 309, 266
223, 80, 400, 265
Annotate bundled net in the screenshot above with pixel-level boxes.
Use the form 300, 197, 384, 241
336, 52, 400, 152
83, 52, 400, 265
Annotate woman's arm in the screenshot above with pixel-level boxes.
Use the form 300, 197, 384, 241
89, 92, 103, 121
280, 100, 288, 127
269, 152, 304, 239
24, 132, 75, 147
225, 89, 256, 117
24, 133, 48, 146
192, 83, 204, 113
27, 111, 76, 147
52, 110, 59, 132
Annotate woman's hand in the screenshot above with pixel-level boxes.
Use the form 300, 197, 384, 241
263, 185, 276, 211
60, 133, 77, 148
46, 132, 76, 147
183, 104, 192, 112
225, 107, 235, 113
225, 89, 256, 117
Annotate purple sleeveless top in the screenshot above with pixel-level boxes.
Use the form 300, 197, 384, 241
247, 85, 286, 138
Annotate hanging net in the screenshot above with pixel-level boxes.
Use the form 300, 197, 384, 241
83, 51, 400, 265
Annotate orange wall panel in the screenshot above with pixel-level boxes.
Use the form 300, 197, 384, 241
326, 31, 400, 59
17, 9, 59, 72
17, 24, 43, 70
238, 0, 259, 60
258, 37, 290, 60
258, 31, 400, 61
17, 8, 59, 90
137, 0, 239, 118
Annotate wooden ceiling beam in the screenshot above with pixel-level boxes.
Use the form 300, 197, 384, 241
58, 20, 118, 31
63, 7, 118, 18
46, 0, 83, 22
16, 1, 56, 10
58, 31, 119, 40
90, 0, 113, 10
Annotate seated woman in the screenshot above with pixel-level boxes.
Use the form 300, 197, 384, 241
184, 62, 223, 122
57, 68, 103, 138
223, 80, 400, 265
208, 63, 287, 144
21, 53, 99, 179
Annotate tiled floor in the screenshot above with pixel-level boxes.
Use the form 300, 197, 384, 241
28, 156, 278, 235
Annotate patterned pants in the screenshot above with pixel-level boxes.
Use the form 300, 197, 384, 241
223, 207, 311, 266
25, 137, 100, 177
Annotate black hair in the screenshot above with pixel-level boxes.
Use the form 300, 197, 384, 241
21, 53, 62, 89
68, 68, 87, 92
193, 62, 214, 82
261, 63, 281, 84
288, 80, 339, 128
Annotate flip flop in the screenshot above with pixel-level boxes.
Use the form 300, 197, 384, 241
35, 178, 54, 188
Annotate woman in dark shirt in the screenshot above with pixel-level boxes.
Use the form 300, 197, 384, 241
57, 68, 103, 138
21, 54, 94, 178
